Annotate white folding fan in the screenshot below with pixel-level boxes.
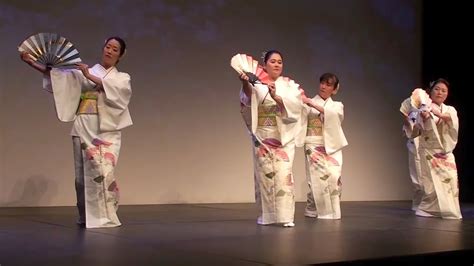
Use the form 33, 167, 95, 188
18, 32, 81, 68
410, 88, 432, 110
230, 53, 270, 85
407, 88, 432, 126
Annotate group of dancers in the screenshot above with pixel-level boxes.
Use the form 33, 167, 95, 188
19, 38, 461, 229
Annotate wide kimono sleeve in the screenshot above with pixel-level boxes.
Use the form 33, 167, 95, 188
295, 104, 311, 148
440, 106, 459, 153
420, 105, 458, 153
400, 97, 420, 138
45, 68, 89, 122
323, 100, 348, 154
239, 88, 253, 133
240, 87, 251, 107
278, 79, 303, 124
97, 72, 133, 131
275, 79, 303, 146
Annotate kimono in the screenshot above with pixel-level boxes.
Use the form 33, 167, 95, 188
400, 98, 423, 211
44, 64, 132, 228
240, 77, 302, 225
411, 103, 461, 219
296, 95, 347, 219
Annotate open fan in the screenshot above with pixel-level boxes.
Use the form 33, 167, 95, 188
410, 88, 431, 109
230, 53, 270, 85
18, 32, 81, 68
407, 88, 432, 125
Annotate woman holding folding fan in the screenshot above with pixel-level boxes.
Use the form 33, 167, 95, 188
235, 50, 302, 227
20, 36, 132, 228
406, 79, 462, 219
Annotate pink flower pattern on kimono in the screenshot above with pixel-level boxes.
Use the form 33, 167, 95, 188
306, 146, 342, 197
428, 153, 457, 170
83, 138, 117, 184
262, 138, 282, 148
255, 138, 290, 179
256, 138, 290, 162
107, 181, 120, 207
85, 147, 99, 160
307, 146, 339, 166
92, 138, 112, 147
433, 153, 448, 159
104, 152, 116, 166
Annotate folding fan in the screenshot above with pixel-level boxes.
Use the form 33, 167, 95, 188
18, 32, 81, 68
410, 88, 432, 110
407, 88, 432, 126
230, 53, 270, 85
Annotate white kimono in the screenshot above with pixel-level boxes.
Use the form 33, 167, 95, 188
411, 103, 461, 219
400, 98, 423, 211
297, 95, 347, 219
240, 77, 302, 225
45, 64, 132, 228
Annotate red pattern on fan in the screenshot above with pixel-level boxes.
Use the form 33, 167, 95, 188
254, 65, 271, 84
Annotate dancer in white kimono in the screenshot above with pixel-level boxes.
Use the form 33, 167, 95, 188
297, 73, 347, 219
239, 50, 302, 227
20, 37, 132, 228
400, 98, 423, 211
408, 79, 462, 219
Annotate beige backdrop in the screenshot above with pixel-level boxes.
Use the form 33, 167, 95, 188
0, 0, 422, 206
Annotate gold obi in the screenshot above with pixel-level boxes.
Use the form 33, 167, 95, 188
77, 91, 99, 115
258, 104, 278, 126
307, 113, 323, 136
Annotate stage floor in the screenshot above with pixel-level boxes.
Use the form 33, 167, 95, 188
1, 201, 473, 265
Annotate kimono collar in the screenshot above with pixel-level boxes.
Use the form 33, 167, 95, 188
91, 64, 117, 79
314, 94, 333, 105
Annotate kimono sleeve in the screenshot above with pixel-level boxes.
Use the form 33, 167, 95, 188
280, 80, 303, 124
324, 101, 344, 123
323, 101, 348, 153
48, 68, 86, 122
98, 72, 133, 131
240, 87, 251, 107
441, 106, 459, 153
294, 104, 310, 147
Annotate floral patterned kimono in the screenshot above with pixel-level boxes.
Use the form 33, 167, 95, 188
400, 98, 423, 211
411, 104, 461, 219
45, 64, 132, 228
296, 95, 347, 219
240, 77, 302, 225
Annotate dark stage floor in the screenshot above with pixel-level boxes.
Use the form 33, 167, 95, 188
1, 201, 473, 265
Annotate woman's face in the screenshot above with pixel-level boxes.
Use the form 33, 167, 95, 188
264, 53, 283, 81
102, 39, 121, 68
430, 82, 448, 105
318, 79, 337, 100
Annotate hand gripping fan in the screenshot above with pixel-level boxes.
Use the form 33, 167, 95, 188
230, 53, 270, 85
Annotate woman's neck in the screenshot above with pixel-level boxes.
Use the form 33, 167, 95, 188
319, 95, 329, 100
269, 76, 279, 83
100, 62, 113, 70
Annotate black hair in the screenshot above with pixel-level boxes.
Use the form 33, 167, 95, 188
263, 50, 283, 64
429, 78, 450, 91
319, 73, 339, 88
105, 36, 127, 57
